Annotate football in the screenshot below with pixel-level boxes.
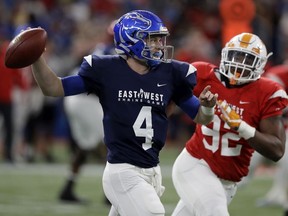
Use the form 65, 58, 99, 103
5, 28, 47, 68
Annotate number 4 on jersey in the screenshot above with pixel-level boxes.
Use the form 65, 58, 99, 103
133, 106, 154, 150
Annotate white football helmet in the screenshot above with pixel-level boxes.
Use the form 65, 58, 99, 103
219, 33, 272, 85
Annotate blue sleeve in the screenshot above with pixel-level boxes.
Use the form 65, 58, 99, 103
178, 95, 200, 119
61, 75, 86, 96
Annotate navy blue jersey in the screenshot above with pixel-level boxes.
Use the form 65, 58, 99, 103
78, 55, 197, 168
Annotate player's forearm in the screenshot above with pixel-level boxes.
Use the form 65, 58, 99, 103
194, 85, 217, 124
31, 56, 64, 97
238, 116, 285, 162
193, 106, 214, 125
247, 131, 285, 162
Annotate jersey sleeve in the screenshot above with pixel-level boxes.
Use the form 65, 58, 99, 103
191, 61, 217, 97
261, 87, 288, 119
77, 55, 105, 95
61, 75, 86, 96
171, 61, 197, 105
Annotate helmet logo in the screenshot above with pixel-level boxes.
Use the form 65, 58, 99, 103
123, 12, 151, 31
239, 33, 253, 48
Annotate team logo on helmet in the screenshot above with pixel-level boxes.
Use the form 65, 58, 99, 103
122, 12, 151, 31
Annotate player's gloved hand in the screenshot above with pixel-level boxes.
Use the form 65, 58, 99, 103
217, 100, 241, 130
217, 100, 256, 140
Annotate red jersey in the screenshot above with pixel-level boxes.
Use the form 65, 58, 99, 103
264, 65, 288, 93
264, 65, 288, 129
186, 61, 288, 182
0, 41, 29, 103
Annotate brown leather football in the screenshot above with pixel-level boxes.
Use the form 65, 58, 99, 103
5, 28, 47, 68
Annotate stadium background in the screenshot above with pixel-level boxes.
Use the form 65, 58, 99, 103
0, 0, 286, 215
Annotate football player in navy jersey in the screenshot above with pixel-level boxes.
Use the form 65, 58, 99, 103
30, 10, 218, 216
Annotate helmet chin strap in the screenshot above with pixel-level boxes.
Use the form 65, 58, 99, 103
133, 50, 162, 68
147, 59, 160, 67
144, 50, 163, 67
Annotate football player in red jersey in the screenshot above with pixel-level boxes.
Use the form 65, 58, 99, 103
172, 33, 288, 216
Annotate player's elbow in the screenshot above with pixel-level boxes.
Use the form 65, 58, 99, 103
271, 154, 283, 162
254, 137, 285, 162
271, 148, 285, 162
268, 143, 285, 162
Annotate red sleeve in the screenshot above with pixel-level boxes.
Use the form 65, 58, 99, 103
12, 69, 30, 90
191, 61, 218, 97
261, 88, 288, 119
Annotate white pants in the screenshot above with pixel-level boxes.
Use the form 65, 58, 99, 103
103, 162, 165, 216
64, 95, 104, 150
172, 148, 237, 216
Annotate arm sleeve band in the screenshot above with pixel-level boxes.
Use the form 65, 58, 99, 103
201, 105, 215, 116
238, 121, 256, 140
61, 75, 86, 96
178, 95, 200, 119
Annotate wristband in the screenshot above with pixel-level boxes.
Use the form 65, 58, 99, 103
237, 121, 256, 140
201, 105, 215, 116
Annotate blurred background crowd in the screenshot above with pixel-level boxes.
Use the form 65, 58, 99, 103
0, 0, 288, 164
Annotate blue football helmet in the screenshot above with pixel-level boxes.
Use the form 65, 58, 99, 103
113, 10, 174, 67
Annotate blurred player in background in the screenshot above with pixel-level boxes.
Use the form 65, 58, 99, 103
30, 10, 217, 216
0, 33, 29, 163
252, 63, 288, 211
58, 93, 105, 203
172, 33, 288, 216
58, 20, 116, 204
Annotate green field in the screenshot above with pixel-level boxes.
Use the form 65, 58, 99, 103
0, 146, 283, 216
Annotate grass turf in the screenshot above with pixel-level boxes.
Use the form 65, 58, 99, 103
0, 146, 283, 216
